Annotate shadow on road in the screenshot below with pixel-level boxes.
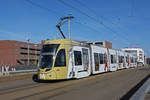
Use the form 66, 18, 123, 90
32, 74, 75, 83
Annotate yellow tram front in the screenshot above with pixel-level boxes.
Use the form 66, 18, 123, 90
38, 39, 71, 80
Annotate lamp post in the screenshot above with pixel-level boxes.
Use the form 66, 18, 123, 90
34, 44, 38, 66
26, 38, 30, 66
68, 14, 73, 39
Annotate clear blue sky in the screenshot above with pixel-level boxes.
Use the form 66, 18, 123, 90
0, 0, 150, 56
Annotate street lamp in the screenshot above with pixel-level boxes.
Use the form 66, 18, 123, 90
34, 44, 38, 66
26, 38, 30, 66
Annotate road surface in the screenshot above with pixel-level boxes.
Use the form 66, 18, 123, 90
0, 67, 150, 100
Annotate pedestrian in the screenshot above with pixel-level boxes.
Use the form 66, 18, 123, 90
2, 64, 4, 75
0, 64, 2, 76
5, 65, 9, 75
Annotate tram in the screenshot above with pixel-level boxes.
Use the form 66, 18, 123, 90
37, 39, 137, 80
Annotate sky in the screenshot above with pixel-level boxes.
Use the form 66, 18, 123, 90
0, 0, 150, 56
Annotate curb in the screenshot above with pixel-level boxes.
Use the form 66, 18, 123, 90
120, 74, 150, 100
130, 77, 150, 100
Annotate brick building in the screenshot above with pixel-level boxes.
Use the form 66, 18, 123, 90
0, 40, 41, 66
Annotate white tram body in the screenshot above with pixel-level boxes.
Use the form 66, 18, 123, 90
117, 50, 126, 70
108, 49, 118, 71
124, 52, 130, 69
90, 45, 109, 74
38, 39, 137, 80
122, 48, 145, 66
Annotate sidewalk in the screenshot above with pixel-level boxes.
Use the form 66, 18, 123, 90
128, 76, 150, 100
144, 88, 150, 100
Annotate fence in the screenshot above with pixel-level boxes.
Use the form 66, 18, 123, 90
0, 65, 37, 76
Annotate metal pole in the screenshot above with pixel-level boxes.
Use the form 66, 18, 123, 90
35, 44, 38, 65
26, 38, 30, 66
68, 17, 70, 39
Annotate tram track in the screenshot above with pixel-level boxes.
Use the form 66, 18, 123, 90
0, 67, 149, 100
14, 68, 136, 100
0, 82, 43, 95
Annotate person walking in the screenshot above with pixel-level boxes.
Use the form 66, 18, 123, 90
2, 64, 4, 75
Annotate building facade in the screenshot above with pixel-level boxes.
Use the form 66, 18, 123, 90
0, 40, 41, 66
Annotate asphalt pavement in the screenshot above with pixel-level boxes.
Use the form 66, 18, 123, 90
0, 67, 149, 100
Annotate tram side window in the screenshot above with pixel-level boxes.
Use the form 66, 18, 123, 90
111, 55, 116, 64
55, 49, 66, 67
135, 58, 137, 63
126, 57, 128, 63
111, 55, 113, 64
74, 51, 82, 65
99, 53, 104, 64
119, 56, 124, 63
94, 53, 99, 71
131, 57, 134, 63
118, 56, 121, 63
114, 56, 117, 63
121, 56, 124, 63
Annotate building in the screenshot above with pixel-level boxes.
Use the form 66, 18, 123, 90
0, 40, 41, 66
122, 47, 145, 66
88, 41, 112, 49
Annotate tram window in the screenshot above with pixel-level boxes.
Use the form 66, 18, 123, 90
94, 53, 99, 71
119, 56, 124, 63
131, 57, 134, 63
54, 49, 66, 67
104, 54, 107, 63
74, 51, 82, 65
118, 56, 121, 63
39, 55, 53, 69
135, 58, 137, 63
121, 56, 124, 63
111, 55, 116, 64
82, 48, 89, 65
111, 55, 113, 64
99, 53, 104, 64
42, 44, 59, 53
126, 57, 128, 63
114, 55, 117, 63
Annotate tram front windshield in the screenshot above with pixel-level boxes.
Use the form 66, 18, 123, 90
39, 44, 59, 69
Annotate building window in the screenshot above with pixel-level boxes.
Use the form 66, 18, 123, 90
74, 51, 82, 66
20, 43, 24, 47
15, 43, 18, 46
54, 49, 66, 67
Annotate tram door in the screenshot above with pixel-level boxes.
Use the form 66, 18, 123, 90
82, 48, 89, 71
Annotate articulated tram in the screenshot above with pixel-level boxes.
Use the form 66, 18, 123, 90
37, 39, 137, 80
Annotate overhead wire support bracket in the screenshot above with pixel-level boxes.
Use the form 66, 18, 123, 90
56, 14, 74, 39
